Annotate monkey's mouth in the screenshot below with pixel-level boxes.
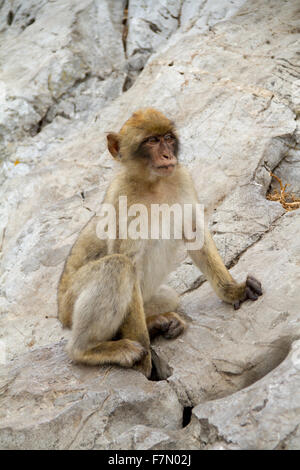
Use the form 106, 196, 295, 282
152, 164, 176, 175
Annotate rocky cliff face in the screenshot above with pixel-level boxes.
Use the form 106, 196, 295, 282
0, 0, 300, 450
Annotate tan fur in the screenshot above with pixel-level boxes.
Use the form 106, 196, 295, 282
58, 108, 261, 377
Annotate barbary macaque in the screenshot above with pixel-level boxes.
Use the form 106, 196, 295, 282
58, 108, 262, 377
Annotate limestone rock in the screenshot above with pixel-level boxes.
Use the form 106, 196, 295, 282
0, 342, 182, 450
125, 0, 247, 87
152, 210, 300, 408
0, 0, 127, 162
191, 340, 300, 449
269, 146, 300, 198
211, 183, 285, 266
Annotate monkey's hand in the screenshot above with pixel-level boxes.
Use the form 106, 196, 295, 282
233, 275, 263, 310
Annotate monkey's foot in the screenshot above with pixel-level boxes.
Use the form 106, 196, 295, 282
133, 350, 152, 378
117, 339, 148, 367
233, 275, 263, 310
147, 312, 186, 340
70, 338, 147, 368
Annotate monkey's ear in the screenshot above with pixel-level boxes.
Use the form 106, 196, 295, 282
107, 133, 120, 159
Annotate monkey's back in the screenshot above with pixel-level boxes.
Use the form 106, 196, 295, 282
57, 215, 107, 327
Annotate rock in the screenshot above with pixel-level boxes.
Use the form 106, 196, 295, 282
190, 339, 300, 449
180, 0, 247, 33
211, 182, 284, 266
103, 424, 198, 450
125, 0, 181, 87
0, 0, 247, 167
1, 0, 300, 450
152, 210, 300, 407
125, 0, 247, 87
0, 0, 127, 163
167, 260, 204, 295
0, 341, 182, 450
270, 146, 300, 198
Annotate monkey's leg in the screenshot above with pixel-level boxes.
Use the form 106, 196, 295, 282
144, 285, 186, 340
144, 285, 180, 316
69, 339, 147, 368
119, 281, 152, 378
67, 254, 147, 370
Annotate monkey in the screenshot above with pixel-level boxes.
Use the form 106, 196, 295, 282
57, 108, 262, 378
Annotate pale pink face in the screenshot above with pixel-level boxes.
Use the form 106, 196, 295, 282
140, 133, 178, 176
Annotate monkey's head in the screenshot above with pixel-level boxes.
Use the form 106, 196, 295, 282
107, 108, 179, 179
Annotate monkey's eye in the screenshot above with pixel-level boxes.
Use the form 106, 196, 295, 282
146, 136, 159, 144
164, 133, 174, 141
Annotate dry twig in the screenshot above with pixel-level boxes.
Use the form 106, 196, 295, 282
267, 172, 300, 211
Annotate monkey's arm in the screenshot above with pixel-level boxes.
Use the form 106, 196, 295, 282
187, 227, 262, 309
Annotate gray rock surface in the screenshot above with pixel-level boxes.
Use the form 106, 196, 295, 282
0, 342, 182, 450
0, 0, 127, 169
153, 210, 300, 408
125, 0, 247, 87
0, 0, 300, 450
190, 339, 300, 450
270, 146, 300, 198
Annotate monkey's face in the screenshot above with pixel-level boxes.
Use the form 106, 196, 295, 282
139, 133, 178, 177
107, 109, 179, 179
